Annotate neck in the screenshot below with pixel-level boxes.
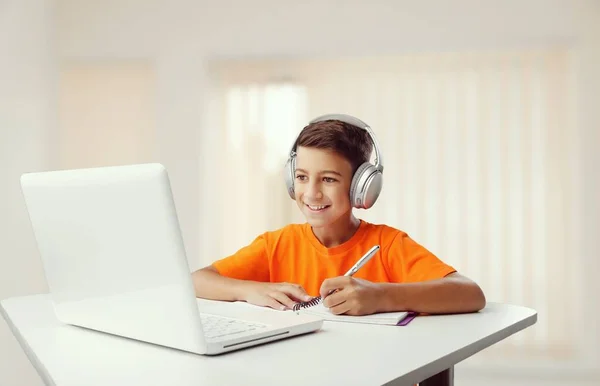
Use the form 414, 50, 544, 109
311, 212, 361, 248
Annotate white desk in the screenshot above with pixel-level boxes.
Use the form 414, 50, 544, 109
1, 294, 536, 386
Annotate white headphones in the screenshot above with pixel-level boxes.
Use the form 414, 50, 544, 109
283, 113, 384, 209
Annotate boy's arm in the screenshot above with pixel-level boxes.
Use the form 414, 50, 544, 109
192, 265, 254, 302
377, 272, 486, 314
319, 272, 485, 316
192, 266, 312, 311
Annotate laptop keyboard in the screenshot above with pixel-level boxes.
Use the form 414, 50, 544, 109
200, 313, 269, 341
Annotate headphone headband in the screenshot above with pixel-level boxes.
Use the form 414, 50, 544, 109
307, 113, 383, 172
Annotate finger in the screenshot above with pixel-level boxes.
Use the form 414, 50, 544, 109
269, 291, 297, 310
263, 296, 287, 311
322, 290, 346, 309
320, 277, 351, 299
280, 284, 312, 302
329, 300, 352, 315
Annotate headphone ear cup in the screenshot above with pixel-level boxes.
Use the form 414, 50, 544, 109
283, 157, 296, 199
349, 163, 372, 208
350, 163, 383, 209
361, 170, 383, 209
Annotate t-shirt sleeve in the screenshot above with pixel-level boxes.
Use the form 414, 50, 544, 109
386, 232, 456, 283
211, 234, 270, 282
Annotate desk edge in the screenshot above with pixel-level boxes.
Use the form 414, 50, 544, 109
1, 300, 58, 386
382, 307, 538, 386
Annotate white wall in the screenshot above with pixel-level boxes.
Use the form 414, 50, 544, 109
56, 0, 578, 58
0, 2, 54, 386
574, 0, 600, 364
1, 0, 598, 385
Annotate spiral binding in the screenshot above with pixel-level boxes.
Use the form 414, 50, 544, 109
292, 296, 322, 312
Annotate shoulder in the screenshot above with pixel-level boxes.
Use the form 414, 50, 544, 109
359, 220, 409, 249
360, 220, 406, 239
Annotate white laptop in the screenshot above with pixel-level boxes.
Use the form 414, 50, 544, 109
19, 163, 323, 355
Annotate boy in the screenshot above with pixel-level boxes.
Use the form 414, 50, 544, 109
192, 114, 486, 316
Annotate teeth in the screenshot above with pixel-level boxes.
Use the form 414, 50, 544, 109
308, 205, 327, 210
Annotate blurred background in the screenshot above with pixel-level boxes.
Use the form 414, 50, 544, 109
1, 0, 598, 385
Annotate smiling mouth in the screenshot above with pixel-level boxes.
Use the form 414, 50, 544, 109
305, 204, 331, 212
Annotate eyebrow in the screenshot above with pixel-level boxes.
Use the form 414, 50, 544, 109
295, 168, 343, 177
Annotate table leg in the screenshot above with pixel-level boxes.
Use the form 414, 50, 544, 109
419, 366, 454, 386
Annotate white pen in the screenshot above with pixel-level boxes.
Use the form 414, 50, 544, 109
342, 245, 380, 277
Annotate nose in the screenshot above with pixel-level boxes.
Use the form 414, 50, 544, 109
304, 180, 323, 200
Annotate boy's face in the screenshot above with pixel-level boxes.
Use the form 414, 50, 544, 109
293, 146, 353, 228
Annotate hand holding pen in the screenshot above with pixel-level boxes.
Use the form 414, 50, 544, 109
292, 245, 380, 313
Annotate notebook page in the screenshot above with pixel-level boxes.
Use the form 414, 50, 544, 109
297, 303, 409, 325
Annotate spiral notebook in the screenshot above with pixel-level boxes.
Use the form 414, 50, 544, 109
294, 301, 412, 326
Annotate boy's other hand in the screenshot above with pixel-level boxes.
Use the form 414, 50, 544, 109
244, 282, 312, 311
319, 277, 384, 316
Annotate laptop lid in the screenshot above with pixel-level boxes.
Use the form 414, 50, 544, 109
20, 163, 209, 354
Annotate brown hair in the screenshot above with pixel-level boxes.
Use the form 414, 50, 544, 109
295, 120, 372, 174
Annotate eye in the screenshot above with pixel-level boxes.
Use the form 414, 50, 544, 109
295, 174, 307, 181
323, 177, 337, 183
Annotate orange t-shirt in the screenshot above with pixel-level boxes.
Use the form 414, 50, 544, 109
212, 220, 456, 296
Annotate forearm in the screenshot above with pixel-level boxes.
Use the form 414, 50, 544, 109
378, 274, 486, 314
191, 266, 256, 302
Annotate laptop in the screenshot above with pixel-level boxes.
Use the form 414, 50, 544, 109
19, 163, 323, 355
